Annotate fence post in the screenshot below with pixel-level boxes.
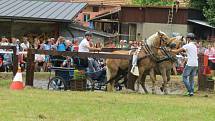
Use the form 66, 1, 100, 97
12, 46, 18, 77
198, 54, 207, 91
198, 54, 214, 91
26, 49, 35, 86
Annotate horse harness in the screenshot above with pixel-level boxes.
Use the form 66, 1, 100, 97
131, 38, 177, 64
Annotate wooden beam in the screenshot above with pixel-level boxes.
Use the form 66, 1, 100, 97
0, 45, 16, 50
30, 49, 132, 59
101, 48, 131, 52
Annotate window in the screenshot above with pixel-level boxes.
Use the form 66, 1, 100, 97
93, 6, 99, 12
83, 14, 90, 22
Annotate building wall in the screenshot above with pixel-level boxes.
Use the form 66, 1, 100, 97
75, 5, 115, 27
11, 22, 57, 37
120, 7, 203, 24
0, 22, 11, 38
0, 21, 60, 43
136, 22, 188, 39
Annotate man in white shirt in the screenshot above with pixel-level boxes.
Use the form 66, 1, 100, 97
78, 31, 101, 52
78, 31, 101, 69
170, 33, 198, 96
20, 37, 30, 51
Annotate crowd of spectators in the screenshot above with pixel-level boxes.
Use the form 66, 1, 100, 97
0, 36, 78, 72
1, 34, 214, 74
0, 35, 143, 72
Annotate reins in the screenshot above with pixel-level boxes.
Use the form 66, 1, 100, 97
134, 36, 176, 64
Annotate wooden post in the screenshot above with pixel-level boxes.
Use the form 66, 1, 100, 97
12, 46, 18, 77
26, 49, 35, 86
198, 54, 214, 91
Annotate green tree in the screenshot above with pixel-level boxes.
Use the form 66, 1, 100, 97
203, 0, 215, 26
132, 0, 173, 6
190, 0, 207, 9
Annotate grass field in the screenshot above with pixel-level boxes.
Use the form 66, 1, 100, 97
0, 78, 215, 121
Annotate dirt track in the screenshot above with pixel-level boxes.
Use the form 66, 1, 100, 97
1, 72, 195, 94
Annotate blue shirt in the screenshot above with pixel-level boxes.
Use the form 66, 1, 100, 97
43, 44, 52, 50
57, 43, 66, 51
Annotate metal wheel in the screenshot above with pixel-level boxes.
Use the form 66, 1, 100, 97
86, 76, 95, 91
48, 76, 66, 90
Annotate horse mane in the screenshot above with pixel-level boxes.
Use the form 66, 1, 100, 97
174, 35, 186, 44
145, 33, 157, 47
144, 31, 166, 47
175, 35, 182, 40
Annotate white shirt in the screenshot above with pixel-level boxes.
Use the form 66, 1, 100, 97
20, 42, 30, 51
78, 38, 90, 52
0, 42, 9, 46
182, 42, 198, 67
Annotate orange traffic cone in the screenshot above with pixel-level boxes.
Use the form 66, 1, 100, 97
10, 67, 24, 90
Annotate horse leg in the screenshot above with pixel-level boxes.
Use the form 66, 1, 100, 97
160, 68, 168, 95
135, 74, 141, 92
166, 70, 171, 93
106, 67, 118, 92
140, 73, 148, 94
127, 72, 137, 91
167, 70, 171, 83
149, 69, 156, 94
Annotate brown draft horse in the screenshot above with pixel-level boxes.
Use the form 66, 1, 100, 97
106, 31, 171, 92
137, 36, 185, 94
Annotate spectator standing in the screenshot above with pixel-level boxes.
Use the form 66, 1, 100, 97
204, 44, 214, 60
0, 37, 9, 46
41, 39, 53, 71
106, 41, 116, 48
73, 39, 79, 52
20, 37, 30, 51
197, 41, 206, 54
131, 41, 138, 49
118, 40, 128, 48
56, 36, 66, 51
3, 53, 12, 72
65, 40, 74, 51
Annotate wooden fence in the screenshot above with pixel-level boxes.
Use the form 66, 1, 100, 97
25, 49, 132, 86
24, 48, 214, 91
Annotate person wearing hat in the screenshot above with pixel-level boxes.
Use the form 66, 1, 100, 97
78, 31, 101, 52
169, 33, 198, 96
